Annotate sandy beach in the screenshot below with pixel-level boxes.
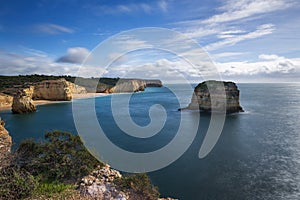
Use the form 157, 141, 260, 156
0, 93, 108, 111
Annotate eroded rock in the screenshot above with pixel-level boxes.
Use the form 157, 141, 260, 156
12, 86, 36, 114
0, 93, 13, 108
80, 164, 127, 200
32, 78, 72, 101
182, 80, 243, 113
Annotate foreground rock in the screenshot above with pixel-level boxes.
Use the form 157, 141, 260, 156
12, 86, 36, 114
80, 164, 177, 200
0, 118, 11, 163
181, 80, 243, 113
80, 164, 128, 200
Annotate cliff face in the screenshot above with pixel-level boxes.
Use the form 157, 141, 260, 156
32, 78, 72, 101
106, 79, 146, 93
0, 118, 12, 161
184, 80, 243, 113
12, 86, 37, 114
144, 79, 162, 87
96, 79, 161, 93
0, 93, 13, 108
67, 81, 87, 94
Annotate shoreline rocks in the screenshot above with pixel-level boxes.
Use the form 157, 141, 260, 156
180, 80, 243, 113
7, 79, 88, 114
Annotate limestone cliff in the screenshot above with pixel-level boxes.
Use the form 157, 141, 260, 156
144, 79, 162, 87
0, 118, 11, 161
182, 80, 243, 113
32, 78, 72, 101
67, 81, 87, 94
12, 86, 37, 114
0, 93, 13, 108
106, 79, 146, 93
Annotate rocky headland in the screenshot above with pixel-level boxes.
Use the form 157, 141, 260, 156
0, 76, 163, 113
85, 78, 162, 93
181, 80, 243, 113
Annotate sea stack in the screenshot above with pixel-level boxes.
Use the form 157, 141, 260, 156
12, 86, 37, 114
181, 80, 243, 113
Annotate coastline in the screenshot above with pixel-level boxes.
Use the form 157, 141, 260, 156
0, 93, 108, 112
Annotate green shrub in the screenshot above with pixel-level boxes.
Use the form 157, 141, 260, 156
0, 166, 37, 200
15, 131, 102, 183
33, 181, 73, 198
115, 173, 160, 200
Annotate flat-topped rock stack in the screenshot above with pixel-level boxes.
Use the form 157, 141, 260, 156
181, 80, 244, 114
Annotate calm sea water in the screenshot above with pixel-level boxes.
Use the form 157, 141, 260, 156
1, 83, 300, 200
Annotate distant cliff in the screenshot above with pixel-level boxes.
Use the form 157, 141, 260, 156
32, 79, 73, 101
75, 77, 162, 93
181, 80, 243, 113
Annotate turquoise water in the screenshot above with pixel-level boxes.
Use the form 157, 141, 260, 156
1, 83, 300, 199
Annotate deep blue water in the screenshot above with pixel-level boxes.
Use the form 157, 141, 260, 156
1, 83, 300, 200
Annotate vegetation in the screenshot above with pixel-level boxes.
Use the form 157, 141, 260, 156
15, 131, 102, 183
115, 173, 160, 200
0, 131, 162, 199
0, 166, 36, 200
0, 74, 75, 91
0, 74, 121, 93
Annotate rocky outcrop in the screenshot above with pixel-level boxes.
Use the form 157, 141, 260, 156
0, 93, 13, 108
80, 164, 177, 200
182, 80, 243, 113
97, 79, 162, 93
144, 79, 162, 87
12, 86, 36, 114
0, 118, 12, 162
106, 79, 146, 93
80, 164, 127, 199
67, 81, 87, 94
32, 78, 72, 101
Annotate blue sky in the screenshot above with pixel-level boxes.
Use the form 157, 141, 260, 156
0, 0, 300, 82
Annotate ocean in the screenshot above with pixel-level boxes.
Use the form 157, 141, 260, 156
1, 83, 300, 200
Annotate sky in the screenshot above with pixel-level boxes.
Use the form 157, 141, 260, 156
0, 0, 300, 82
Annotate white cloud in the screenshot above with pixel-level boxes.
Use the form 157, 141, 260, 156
158, 0, 168, 13
205, 24, 275, 51
213, 52, 247, 59
0, 50, 80, 76
217, 54, 298, 76
35, 23, 74, 34
57, 47, 90, 64
202, 0, 292, 24
86, 2, 168, 15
